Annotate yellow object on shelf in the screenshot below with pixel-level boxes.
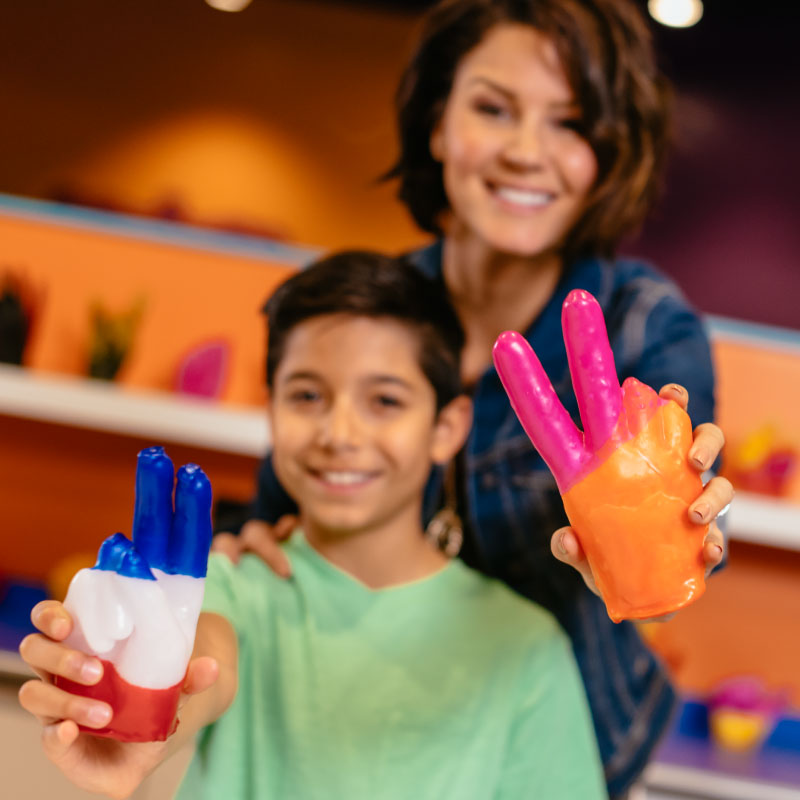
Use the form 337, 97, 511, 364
709, 709, 770, 752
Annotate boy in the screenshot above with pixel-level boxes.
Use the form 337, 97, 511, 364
19, 251, 607, 799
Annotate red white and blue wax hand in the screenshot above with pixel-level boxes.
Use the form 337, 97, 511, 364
493, 290, 708, 622
55, 447, 213, 741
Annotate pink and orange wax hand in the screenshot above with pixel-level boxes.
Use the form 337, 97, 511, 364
493, 290, 709, 622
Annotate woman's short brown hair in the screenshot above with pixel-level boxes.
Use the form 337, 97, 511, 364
386, 0, 672, 258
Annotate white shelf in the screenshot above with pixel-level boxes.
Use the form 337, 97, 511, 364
2, 364, 799, 549
726, 491, 800, 551
643, 762, 800, 800
0, 649, 30, 680
0, 363, 270, 457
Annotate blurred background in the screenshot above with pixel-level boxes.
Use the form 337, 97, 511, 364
0, 1, 798, 798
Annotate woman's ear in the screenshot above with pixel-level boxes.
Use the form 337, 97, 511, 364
430, 395, 473, 464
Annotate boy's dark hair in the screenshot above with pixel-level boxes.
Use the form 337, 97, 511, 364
264, 250, 464, 411
385, 0, 671, 259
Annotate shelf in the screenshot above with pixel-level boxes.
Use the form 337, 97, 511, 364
726, 492, 800, 551
0, 649, 30, 681
2, 364, 799, 549
644, 762, 800, 800
0, 363, 270, 457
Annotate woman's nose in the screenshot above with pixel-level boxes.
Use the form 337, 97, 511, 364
502, 120, 545, 169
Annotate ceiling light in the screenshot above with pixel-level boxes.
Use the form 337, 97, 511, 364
648, 0, 704, 28
205, 0, 253, 12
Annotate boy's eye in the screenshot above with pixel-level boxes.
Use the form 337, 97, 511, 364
287, 388, 321, 405
372, 394, 404, 410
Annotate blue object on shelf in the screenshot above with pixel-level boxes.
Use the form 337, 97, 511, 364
0, 579, 48, 651
656, 697, 800, 789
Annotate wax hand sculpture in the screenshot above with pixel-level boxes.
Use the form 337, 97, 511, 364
492, 290, 707, 622
54, 446, 213, 741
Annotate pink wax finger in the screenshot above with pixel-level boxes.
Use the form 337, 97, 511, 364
493, 331, 588, 491
620, 377, 666, 439
562, 290, 622, 453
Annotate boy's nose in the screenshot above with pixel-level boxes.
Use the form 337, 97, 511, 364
317, 399, 361, 449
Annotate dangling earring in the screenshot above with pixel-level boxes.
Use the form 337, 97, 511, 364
425, 507, 463, 557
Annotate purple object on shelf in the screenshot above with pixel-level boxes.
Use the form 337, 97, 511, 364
709, 676, 789, 716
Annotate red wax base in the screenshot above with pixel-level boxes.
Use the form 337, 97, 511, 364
55, 659, 182, 742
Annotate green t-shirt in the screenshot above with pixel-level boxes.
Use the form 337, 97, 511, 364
176, 534, 606, 799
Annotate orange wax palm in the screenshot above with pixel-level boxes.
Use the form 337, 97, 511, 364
492, 289, 707, 622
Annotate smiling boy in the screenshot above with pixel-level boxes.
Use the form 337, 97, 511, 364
20, 251, 606, 799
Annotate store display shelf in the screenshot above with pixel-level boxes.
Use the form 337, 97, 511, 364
2, 364, 798, 549
726, 492, 800, 551
0, 363, 270, 457
0, 649, 29, 680
644, 762, 800, 800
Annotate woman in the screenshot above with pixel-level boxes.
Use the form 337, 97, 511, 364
219, 1, 734, 795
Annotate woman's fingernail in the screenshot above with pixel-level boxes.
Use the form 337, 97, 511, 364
691, 449, 709, 469
81, 659, 102, 683
86, 704, 111, 725
692, 504, 710, 522
671, 384, 684, 395
711, 544, 723, 558
557, 533, 568, 555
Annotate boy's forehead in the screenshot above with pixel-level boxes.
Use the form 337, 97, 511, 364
278, 313, 423, 375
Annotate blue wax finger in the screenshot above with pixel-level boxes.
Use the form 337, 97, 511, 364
132, 447, 175, 569
93, 532, 155, 581
168, 463, 213, 578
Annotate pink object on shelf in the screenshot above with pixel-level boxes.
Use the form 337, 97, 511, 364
174, 338, 231, 399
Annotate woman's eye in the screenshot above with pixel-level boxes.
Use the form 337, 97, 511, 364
473, 99, 510, 119
557, 117, 587, 136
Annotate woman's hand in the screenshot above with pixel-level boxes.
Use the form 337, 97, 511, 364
211, 515, 297, 577
18, 600, 218, 800
552, 383, 734, 618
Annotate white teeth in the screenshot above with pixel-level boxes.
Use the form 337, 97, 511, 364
321, 471, 371, 485
495, 187, 552, 207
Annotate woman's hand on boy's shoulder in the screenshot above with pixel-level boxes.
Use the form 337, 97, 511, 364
550, 383, 734, 622
18, 600, 219, 799
211, 515, 297, 578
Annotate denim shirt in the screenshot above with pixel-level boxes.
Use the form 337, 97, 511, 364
253, 241, 716, 797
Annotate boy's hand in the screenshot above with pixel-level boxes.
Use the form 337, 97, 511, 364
51, 447, 213, 741
212, 514, 297, 577
493, 290, 734, 621
19, 600, 218, 799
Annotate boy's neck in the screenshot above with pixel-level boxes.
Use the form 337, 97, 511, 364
301, 509, 449, 589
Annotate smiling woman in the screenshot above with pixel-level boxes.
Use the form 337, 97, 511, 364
429, 24, 598, 261
236, 2, 734, 796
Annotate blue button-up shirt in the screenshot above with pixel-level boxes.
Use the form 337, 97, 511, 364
253, 242, 716, 797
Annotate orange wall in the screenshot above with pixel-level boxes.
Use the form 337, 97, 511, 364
644, 541, 800, 707
713, 334, 800, 500
0, 416, 259, 583
1, 210, 298, 405
0, 0, 428, 254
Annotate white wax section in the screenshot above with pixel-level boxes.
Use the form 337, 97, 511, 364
63, 568, 206, 689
